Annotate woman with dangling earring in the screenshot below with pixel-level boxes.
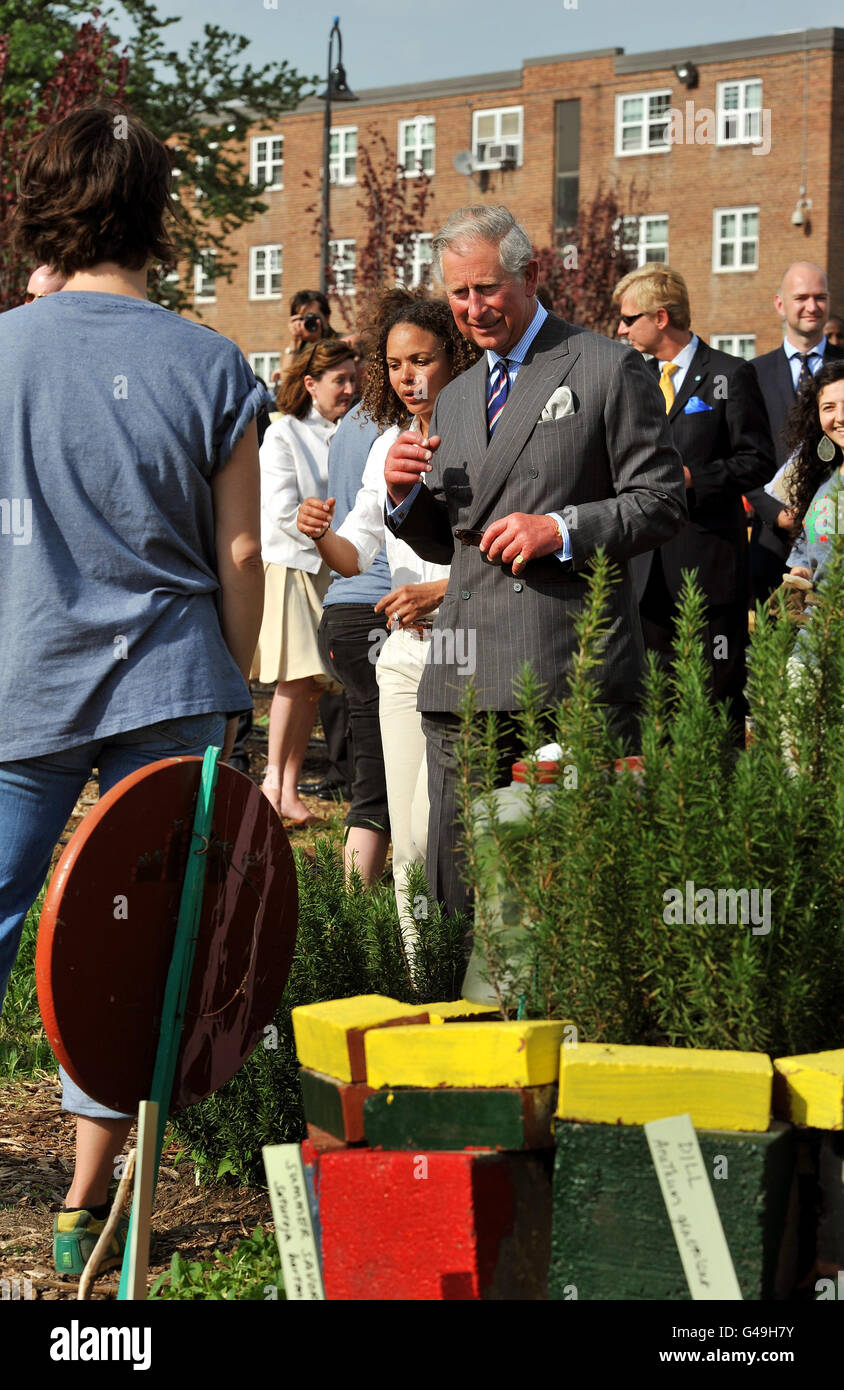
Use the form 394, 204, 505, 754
251, 340, 358, 824
781, 362, 844, 598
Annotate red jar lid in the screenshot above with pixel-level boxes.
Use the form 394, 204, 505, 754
511, 760, 560, 783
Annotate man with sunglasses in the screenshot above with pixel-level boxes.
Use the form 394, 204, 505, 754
613, 263, 775, 744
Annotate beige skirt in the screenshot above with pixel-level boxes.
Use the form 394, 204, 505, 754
250, 562, 342, 689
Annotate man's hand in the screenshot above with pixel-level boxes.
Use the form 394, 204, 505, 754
480, 513, 563, 572
789, 566, 812, 581
298, 496, 335, 537
384, 431, 440, 504
375, 578, 448, 628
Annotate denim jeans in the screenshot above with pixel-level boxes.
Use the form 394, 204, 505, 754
0, 710, 226, 1117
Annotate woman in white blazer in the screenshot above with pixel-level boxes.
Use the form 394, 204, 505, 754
251, 340, 358, 823
297, 294, 480, 945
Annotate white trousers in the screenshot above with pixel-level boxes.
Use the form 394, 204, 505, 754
374, 628, 430, 947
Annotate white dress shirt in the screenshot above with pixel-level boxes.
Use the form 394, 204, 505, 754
656, 333, 700, 397
338, 425, 450, 591
259, 403, 340, 572
783, 334, 828, 390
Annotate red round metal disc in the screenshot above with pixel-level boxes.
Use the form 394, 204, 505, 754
36, 759, 297, 1113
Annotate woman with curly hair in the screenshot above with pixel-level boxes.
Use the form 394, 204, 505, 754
297, 291, 480, 947
781, 362, 844, 591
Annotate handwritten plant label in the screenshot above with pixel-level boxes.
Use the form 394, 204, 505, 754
263, 1144, 325, 1300
644, 1113, 742, 1301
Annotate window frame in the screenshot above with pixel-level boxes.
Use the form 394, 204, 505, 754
716, 79, 764, 147
396, 232, 433, 290
614, 89, 673, 157
329, 126, 358, 186
471, 105, 524, 170
249, 351, 282, 382
398, 116, 435, 177
713, 205, 760, 274
328, 237, 356, 295
711, 334, 757, 360
249, 244, 283, 301
250, 134, 284, 191
620, 213, 669, 267
193, 249, 217, 302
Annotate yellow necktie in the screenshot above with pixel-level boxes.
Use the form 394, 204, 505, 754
659, 361, 679, 414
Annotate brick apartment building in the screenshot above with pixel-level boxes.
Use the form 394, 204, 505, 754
184, 27, 844, 380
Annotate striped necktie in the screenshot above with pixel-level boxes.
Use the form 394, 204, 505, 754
487, 358, 510, 436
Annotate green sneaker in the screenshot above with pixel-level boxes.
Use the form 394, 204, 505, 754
53, 1208, 129, 1277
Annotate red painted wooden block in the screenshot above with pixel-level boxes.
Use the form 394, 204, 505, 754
318, 1148, 551, 1300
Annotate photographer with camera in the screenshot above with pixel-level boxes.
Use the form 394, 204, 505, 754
274, 291, 336, 384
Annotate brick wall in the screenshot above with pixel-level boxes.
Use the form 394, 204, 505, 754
185, 32, 843, 366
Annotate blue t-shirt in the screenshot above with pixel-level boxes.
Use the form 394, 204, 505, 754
0, 291, 264, 760
322, 402, 392, 608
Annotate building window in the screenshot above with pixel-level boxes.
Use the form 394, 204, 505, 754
249, 245, 282, 300
621, 214, 669, 266
396, 233, 433, 289
615, 90, 672, 155
330, 127, 357, 185
399, 117, 435, 175
472, 106, 523, 169
713, 207, 759, 272
249, 352, 282, 382
717, 81, 763, 145
250, 135, 284, 190
193, 249, 217, 301
554, 99, 580, 233
329, 238, 356, 294
711, 334, 756, 360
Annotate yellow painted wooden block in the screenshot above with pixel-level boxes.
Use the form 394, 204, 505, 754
426, 1001, 501, 1025
773, 1050, 844, 1129
556, 1043, 772, 1132
365, 1020, 567, 1089
291, 995, 429, 1083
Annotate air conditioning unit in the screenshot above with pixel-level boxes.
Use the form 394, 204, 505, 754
485, 142, 519, 164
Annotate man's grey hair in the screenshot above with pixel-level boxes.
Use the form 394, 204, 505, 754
432, 206, 533, 283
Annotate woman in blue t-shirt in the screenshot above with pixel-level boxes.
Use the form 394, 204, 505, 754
0, 105, 264, 1276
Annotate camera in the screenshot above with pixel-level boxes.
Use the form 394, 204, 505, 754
303, 313, 323, 333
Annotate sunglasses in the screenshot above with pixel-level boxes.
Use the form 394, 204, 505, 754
618, 311, 649, 327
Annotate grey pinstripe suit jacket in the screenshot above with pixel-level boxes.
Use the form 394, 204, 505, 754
391, 313, 687, 712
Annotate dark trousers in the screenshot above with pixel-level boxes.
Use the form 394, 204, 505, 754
317, 689, 351, 792
639, 552, 747, 744
318, 604, 389, 832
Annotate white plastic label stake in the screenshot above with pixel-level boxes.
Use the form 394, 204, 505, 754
263, 1143, 325, 1301
644, 1113, 742, 1301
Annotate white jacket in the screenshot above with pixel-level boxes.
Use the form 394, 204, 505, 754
258, 405, 339, 572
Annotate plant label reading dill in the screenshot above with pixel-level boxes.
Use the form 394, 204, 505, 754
644, 1114, 742, 1301
263, 1143, 324, 1300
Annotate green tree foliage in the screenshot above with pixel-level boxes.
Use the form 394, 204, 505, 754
0, 0, 314, 312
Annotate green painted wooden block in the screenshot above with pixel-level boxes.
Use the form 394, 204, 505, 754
299, 1067, 373, 1144
363, 1085, 557, 1151
549, 1121, 795, 1301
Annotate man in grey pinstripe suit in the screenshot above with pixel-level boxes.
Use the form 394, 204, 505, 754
385, 206, 687, 920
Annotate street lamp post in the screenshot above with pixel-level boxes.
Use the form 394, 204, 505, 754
319, 17, 358, 296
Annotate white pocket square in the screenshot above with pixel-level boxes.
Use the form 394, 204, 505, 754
540, 385, 575, 422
